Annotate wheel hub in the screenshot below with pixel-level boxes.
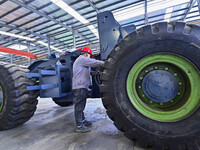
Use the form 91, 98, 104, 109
142, 70, 179, 103
126, 54, 200, 122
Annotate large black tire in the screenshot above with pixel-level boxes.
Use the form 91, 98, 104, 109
100, 22, 200, 149
0, 62, 38, 130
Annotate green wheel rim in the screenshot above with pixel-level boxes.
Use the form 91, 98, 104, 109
0, 84, 4, 112
126, 54, 200, 122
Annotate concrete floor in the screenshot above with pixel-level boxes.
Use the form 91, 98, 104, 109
0, 98, 148, 150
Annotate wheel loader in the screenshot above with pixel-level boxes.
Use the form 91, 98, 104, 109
0, 11, 200, 150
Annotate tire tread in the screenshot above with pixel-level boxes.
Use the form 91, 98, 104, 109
0, 62, 38, 130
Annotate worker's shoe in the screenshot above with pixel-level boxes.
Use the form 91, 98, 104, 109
76, 125, 91, 133
83, 120, 92, 126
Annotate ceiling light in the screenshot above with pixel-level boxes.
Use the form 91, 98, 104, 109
0, 31, 35, 41
50, 0, 99, 39
51, 0, 89, 24
0, 31, 63, 52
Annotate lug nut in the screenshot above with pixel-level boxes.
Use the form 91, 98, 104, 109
145, 70, 149, 73
170, 100, 174, 103
178, 92, 181, 95
140, 77, 143, 80
138, 86, 142, 89
160, 103, 163, 105
142, 94, 145, 97
150, 100, 153, 103
174, 73, 177, 76
164, 67, 168, 70
179, 82, 182, 86
154, 66, 158, 70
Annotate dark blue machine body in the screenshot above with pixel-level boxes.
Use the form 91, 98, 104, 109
26, 51, 80, 103
26, 11, 136, 103
97, 11, 136, 60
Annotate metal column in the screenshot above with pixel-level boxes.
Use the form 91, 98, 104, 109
10, 54, 13, 64
182, 0, 196, 21
73, 30, 76, 49
47, 36, 51, 55
27, 43, 31, 65
85, 0, 99, 13
144, 0, 148, 25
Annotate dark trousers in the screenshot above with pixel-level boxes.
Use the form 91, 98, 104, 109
72, 88, 88, 126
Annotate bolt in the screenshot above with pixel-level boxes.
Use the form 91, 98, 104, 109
174, 73, 177, 76
179, 82, 182, 86
154, 66, 158, 70
140, 77, 143, 80
150, 100, 153, 103
178, 92, 181, 95
145, 70, 149, 73
170, 100, 174, 103
142, 94, 145, 97
160, 103, 163, 105
138, 86, 142, 89
164, 67, 168, 71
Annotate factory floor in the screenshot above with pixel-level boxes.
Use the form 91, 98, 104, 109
0, 98, 148, 150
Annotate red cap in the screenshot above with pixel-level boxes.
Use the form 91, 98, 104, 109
81, 47, 92, 56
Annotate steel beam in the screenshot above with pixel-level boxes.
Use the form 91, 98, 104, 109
7, 2, 52, 25
2, 0, 85, 32
56, 0, 143, 30
73, 30, 76, 49
6, 0, 140, 39
73, 21, 97, 30
1, 35, 66, 52
0, 36, 30, 47
7, 0, 140, 42
32, 1, 105, 34
10, 54, 13, 64
47, 36, 51, 55
0, 36, 43, 50
0, 22, 67, 49
27, 43, 31, 65
85, 0, 99, 13
0, 6, 21, 19
12, 8, 60, 31
10, 0, 91, 45
182, 0, 196, 21
0, 0, 33, 19
48, 20, 97, 37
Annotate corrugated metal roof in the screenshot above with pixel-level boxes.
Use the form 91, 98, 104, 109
0, 0, 199, 65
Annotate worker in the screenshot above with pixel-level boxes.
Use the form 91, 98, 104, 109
72, 47, 104, 133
